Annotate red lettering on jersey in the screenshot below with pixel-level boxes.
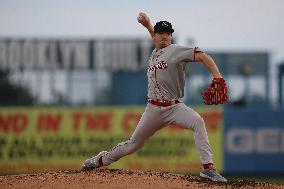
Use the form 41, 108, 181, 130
148, 61, 168, 73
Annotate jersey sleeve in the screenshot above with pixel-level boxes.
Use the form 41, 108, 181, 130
174, 46, 203, 63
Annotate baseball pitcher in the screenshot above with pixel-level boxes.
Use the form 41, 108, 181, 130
82, 12, 228, 182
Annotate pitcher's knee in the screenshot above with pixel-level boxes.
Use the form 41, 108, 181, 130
194, 115, 205, 128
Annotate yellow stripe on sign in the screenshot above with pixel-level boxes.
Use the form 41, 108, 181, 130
0, 106, 223, 174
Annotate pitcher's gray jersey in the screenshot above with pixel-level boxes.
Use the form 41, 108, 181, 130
147, 44, 197, 101
82, 18, 225, 179
84, 44, 214, 174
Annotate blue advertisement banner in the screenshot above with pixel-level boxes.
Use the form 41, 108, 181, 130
224, 107, 284, 173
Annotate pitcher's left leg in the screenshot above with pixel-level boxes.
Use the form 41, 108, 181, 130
102, 104, 163, 166
82, 103, 163, 171
165, 103, 213, 164
165, 103, 227, 182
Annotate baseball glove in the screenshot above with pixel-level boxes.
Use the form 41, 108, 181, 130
203, 78, 228, 105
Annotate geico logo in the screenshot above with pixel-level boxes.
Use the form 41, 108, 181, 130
226, 128, 284, 154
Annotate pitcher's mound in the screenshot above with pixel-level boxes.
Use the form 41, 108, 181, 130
0, 169, 283, 189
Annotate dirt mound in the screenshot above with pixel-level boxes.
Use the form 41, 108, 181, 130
0, 169, 283, 189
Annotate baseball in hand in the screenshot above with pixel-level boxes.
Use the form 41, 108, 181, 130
137, 15, 144, 24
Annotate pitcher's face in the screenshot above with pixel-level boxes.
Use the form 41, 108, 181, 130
153, 32, 172, 49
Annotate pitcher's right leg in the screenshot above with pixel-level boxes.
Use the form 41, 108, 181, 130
82, 104, 163, 170
102, 104, 163, 166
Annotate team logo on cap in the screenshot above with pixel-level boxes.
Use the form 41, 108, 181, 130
162, 21, 169, 27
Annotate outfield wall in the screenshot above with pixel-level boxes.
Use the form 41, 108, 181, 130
224, 107, 284, 174
1, 106, 284, 175
0, 106, 223, 175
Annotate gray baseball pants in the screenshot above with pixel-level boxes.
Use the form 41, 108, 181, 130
101, 102, 213, 165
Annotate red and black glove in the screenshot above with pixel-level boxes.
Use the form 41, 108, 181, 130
203, 78, 228, 105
